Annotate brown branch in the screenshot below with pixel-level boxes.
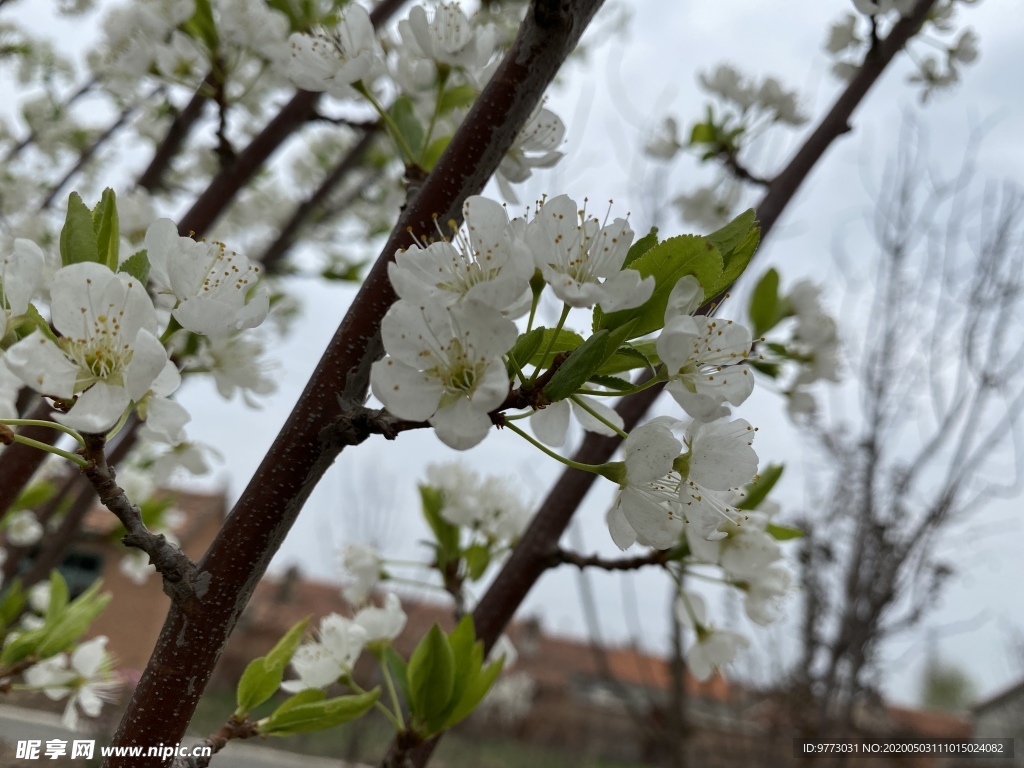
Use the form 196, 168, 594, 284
136, 71, 216, 192
0, 400, 61, 519
179, 718, 259, 768
104, 0, 600, 761
174, 0, 409, 238
80, 434, 200, 613
549, 547, 676, 571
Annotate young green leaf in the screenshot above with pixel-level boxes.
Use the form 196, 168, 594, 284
598, 235, 724, 339
542, 330, 610, 403
118, 250, 150, 285
622, 226, 658, 269
440, 656, 504, 730
383, 646, 411, 707
766, 522, 804, 541
235, 617, 310, 716
407, 624, 456, 725
420, 486, 459, 565
748, 268, 781, 337
389, 97, 425, 160
91, 188, 120, 271
462, 544, 491, 581
259, 689, 379, 736
59, 192, 99, 267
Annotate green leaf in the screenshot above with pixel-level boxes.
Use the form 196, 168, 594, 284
259, 689, 379, 736
710, 225, 760, 297
690, 121, 716, 145
59, 192, 99, 267
0, 580, 26, 629
428, 617, 480, 733
407, 624, 456, 724
421, 135, 451, 171
438, 84, 478, 111
118, 250, 150, 285
44, 571, 70, 627
383, 646, 410, 707
420, 486, 459, 565
25, 304, 60, 346
597, 340, 660, 375
766, 522, 804, 541
586, 374, 633, 392
441, 657, 504, 730
91, 188, 119, 271
24, 581, 111, 662
518, 328, 585, 370
235, 617, 310, 716
748, 268, 781, 337
389, 97, 425, 160
706, 208, 756, 255
542, 330, 610, 403
11, 480, 57, 513
622, 226, 658, 270
747, 359, 781, 378
737, 464, 784, 510
462, 544, 491, 581
185, 0, 219, 51
508, 328, 545, 371
598, 235, 724, 339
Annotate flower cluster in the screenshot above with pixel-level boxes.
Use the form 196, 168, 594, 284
372, 194, 646, 449
281, 593, 407, 693
0, 193, 275, 490
826, 0, 980, 102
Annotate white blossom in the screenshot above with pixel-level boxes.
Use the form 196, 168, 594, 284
496, 106, 565, 203
287, 7, 383, 98
673, 184, 740, 231
756, 77, 808, 126
144, 218, 269, 337
644, 117, 683, 161
526, 195, 653, 312
24, 637, 119, 730
281, 614, 368, 692
5, 263, 170, 433
388, 196, 533, 315
192, 332, 277, 407
341, 543, 384, 605
427, 462, 530, 543
354, 592, 407, 643
675, 591, 750, 682
825, 14, 861, 55
0, 238, 45, 340
530, 395, 624, 447
398, 2, 497, 73
372, 298, 516, 449
699, 64, 757, 110
657, 277, 754, 421
949, 28, 979, 64
216, 0, 290, 62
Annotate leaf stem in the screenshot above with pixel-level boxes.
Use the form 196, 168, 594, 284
356, 83, 416, 164
380, 654, 406, 731
529, 304, 571, 384
10, 434, 87, 467
569, 396, 628, 438
504, 421, 603, 474
1, 419, 85, 447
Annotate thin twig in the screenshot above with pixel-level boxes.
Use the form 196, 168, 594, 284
548, 547, 676, 571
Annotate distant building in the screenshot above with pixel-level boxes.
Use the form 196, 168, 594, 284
973, 679, 1024, 767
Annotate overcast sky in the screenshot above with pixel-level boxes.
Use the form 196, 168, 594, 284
6, 0, 1024, 709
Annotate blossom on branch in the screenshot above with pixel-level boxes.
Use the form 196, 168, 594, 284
5, 262, 171, 433
371, 298, 516, 449
526, 195, 653, 312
